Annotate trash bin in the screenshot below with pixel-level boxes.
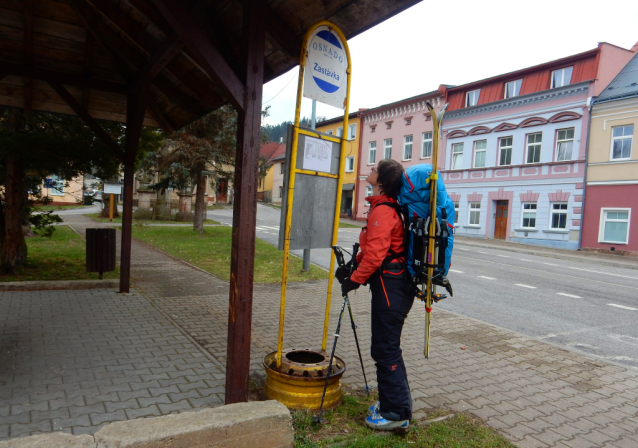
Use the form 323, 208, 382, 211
86, 228, 116, 278
83, 195, 94, 206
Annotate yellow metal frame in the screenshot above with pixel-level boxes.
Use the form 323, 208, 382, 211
276, 21, 352, 368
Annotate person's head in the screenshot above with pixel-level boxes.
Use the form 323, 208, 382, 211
366, 159, 404, 198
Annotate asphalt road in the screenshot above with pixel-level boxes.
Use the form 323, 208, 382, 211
209, 203, 638, 370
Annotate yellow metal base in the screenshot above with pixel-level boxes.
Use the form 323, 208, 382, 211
263, 349, 345, 410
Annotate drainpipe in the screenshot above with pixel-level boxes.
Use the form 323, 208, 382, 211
578, 96, 595, 251
354, 112, 364, 220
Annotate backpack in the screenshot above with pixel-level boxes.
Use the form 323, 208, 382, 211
397, 164, 455, 285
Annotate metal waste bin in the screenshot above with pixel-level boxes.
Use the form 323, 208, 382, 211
86, 228, 116, 278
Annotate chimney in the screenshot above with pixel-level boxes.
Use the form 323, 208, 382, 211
280, 137, 283, 144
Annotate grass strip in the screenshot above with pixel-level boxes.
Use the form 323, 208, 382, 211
293, 386, 516, 447
34, 205, 88, 211
131, 226, 328, 283
0, 225, 119, 282
339, 222, 362, 228
84, 213, 220, 225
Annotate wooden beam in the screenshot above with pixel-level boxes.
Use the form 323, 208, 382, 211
4, 62, 128, 94
202, 7, 242, 78
24, 0, 34, 112
135, 33, 183, 90
147, 102, 174, 134
120, 83, 151, 294
225, 0, 266, 405
150, 0, 245, 112
81, 33, 94, 109
48, 81, 125, 163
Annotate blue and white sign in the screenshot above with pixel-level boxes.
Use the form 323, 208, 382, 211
303, 26, 348, 109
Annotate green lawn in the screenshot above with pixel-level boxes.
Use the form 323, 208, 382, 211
339, 222, 362, 228
84, 213, 220, 225
132, 226, 328, 283
35, 204, 88, 211
0, 225, 119, 282
293, 386, 516, 447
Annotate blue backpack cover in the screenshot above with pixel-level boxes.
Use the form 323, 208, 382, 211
398, 164, 455, 278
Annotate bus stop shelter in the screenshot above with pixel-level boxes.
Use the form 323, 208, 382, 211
0, 0, 420, 404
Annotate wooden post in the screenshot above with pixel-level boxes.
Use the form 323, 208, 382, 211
109, 193, 114, 222
119, 86, 150, 293
225, 0, 266, 404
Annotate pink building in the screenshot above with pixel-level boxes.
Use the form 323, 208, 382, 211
355, 89, 449, 220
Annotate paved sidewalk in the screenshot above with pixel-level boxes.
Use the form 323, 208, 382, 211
56, 215, 638, 447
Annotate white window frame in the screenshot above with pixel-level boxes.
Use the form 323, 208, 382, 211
610, 125, 633, 161
473, 140, 487, 168
345, 156, 355, 172
453, 202, 459, 225
364, 186, 373, 206
348, 123, 357, 140
336, 127, 343, 137
468, 202, 481, 225
498, 136, 513, 166
49, 175, 65, 196
368, 141, 376, 165
526, 132, 542, 164
383, 138, 392, 159
520, 203, 538, 229
504, 79, 523, 99
280, 162, 285, 175
555, 128, 574, 162
551, 66, 573, 89
421, 132, 432, 158
326, 129, 333, 135
550, 203, 568, 230
279, 186, 284, 198
451, 143, 464, 169
465, 89, 480, 107
598, 208, 631, 244
403, 135, 413, 161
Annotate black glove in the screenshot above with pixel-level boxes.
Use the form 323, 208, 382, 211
341, 277, 360, 296
335, 261, 352, 284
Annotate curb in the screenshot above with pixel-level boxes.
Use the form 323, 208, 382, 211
0, 279, 119, 292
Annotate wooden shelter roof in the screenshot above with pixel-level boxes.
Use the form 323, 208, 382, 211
0, 0, 420, 132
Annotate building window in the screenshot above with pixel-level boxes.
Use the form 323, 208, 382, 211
611, 125, 633, 160
473, 140, 486, 168
364, 186, 373, 206
348, 123, 357, 140
550, 203, 568, 229
599, 209, 630, 244
526, 133, 542, 164
280, 162, 285, 174
326, 129, 333, 135
504, 79, 523, 99
469, 202, 481, 225
384, 138, 392, 159
498, 137, 513, 166
551, 66, 573, 88
421, 132, 432, 158
368, 141, 377, 164
521, 203, 537, 228
386, 122, 392, 129
279, 186, 284, 198
452, 143, 464, 169
454, 202, 459, 224
49, 175, 65, 196
337, 127, 343, 137
403, 135, 413, 160
405, 118, 412, 125
465, 89, 480, 107
556, 128, 574, 161
345, 156, 354, 172
370, 127, 376, 133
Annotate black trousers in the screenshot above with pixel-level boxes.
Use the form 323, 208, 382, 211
369, 272, 413, 421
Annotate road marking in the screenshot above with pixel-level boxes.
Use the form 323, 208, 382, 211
519, 259, 532, 262
557, 293, 582, 298
607, 303, 638, 311
456, 248, 469, 251
478, 275, 496, 280
496, 255, 510, 258
544, 263, 558, 266
449, 269, 464, 273
478, 251, 488, 254
262, 226, 279, 230
567, 266, 638, 281
515, 284, 536, 289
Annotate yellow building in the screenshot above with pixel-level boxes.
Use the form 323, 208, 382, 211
315, 110, 364, 218
258, 141, 286, 203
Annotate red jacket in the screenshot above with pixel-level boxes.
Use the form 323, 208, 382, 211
350, 195, 405, 284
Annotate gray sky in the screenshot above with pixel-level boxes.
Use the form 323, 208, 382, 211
261, 0, 638, 126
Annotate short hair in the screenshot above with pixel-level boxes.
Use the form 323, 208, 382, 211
377, 159, 404, 199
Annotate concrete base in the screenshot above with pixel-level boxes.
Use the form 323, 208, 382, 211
0, 401, 293, 448
0, 279, 119, 291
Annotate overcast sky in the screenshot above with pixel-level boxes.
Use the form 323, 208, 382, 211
261, 0, 638, 127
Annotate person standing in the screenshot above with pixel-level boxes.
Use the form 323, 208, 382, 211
337, 158, 413, 433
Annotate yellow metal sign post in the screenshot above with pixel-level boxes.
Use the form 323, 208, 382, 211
275, 21, 352, 369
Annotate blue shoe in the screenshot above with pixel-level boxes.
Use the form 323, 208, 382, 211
365, 413, 409, 433
367, 401, 379, 416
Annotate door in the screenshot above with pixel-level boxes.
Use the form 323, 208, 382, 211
216, 179, 228, 203
494, 200, 508, 239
